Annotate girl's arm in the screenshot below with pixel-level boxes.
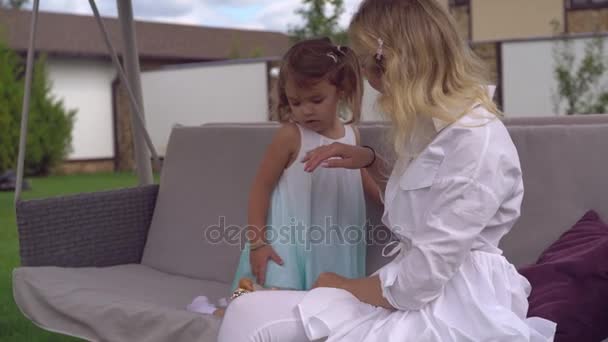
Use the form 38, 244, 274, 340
353, 126, 384, 207
248, 123, 300, 285
361, 168, 383, 207
248, 123, 300, 246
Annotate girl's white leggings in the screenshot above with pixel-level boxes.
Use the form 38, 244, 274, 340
217, 290, 314, 342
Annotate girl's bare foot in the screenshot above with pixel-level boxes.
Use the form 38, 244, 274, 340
213, 308, 226, 318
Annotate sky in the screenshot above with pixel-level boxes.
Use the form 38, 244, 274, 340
23, 0, 365, 33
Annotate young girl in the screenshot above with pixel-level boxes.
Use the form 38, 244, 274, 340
218, 1, 557, 341
230, 38, 380, 292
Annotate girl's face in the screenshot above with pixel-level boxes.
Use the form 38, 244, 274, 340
285, 78, 341, 135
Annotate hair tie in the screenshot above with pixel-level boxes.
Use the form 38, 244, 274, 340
376, 38, 384, 61
326, 52, 338, 63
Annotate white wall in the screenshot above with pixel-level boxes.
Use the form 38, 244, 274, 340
47, 58, 116, 159
141, 61, 269, 155
42, 58, 385, 162
502, 37, 608, 116
361, 81, 384, 121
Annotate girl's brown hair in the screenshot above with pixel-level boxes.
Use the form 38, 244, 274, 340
273, 37, 363, 124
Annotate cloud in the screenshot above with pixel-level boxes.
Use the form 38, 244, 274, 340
23, 0, 364, 33
131, 0, 195, 18
254, 0, 363, 32
255, 0, 302, 32
342, 0, 362, 27
202, 0, 272, 6
24, 0, 198, 18
25, 0, 93, 16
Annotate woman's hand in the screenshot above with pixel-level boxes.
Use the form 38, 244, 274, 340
312, 272, 348, 290
314, 273, 395, 310
301, 142, 375, 173
250, 245, 283, 286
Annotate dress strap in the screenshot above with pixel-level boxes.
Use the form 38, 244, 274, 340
294, 123, 317, 158
344, 124, 356, 145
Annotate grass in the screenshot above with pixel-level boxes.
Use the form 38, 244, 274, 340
0, 172, 148, 341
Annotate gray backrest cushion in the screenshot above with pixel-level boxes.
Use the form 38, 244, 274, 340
362, 117, 608, 268
499, 121, 608, 266
142, 126, 275, 283
143, 116, 608, 282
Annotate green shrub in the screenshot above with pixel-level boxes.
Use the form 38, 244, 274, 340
0, 40, 75, 176
553, 34, 608, 115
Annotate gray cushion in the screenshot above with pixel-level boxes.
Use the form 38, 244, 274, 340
503, 114, 608, 126
13, 115, 608, 342
499, 122, 608, 266
361, 118, 608, 268
13, 264, 225, 342
142, 125, 276, 282
143, 116, 608, 282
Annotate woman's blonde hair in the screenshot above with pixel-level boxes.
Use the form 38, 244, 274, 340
272, 38, 363, 124
349, 0, 499, 154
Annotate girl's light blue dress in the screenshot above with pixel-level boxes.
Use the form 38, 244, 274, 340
231, 124, 367, 291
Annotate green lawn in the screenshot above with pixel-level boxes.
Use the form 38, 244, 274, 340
0, 172, 150, 341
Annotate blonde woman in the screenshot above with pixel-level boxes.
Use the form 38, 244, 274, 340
218, 1, 557, 340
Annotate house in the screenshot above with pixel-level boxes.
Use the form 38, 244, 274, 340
445, 0, 608, 115
3, 2, 607, 172
1, 9, 290, 172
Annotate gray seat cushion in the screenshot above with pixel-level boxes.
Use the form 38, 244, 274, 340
13, 264, 226, 342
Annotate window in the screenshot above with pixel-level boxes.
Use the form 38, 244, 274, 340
570, 0, 608, 9
449, 0, 469, 6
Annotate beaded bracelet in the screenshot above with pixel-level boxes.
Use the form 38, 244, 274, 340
249, 240, 267, 251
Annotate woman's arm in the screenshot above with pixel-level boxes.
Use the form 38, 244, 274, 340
312, 272, 394, 310
301, 124, 395, 185
344, 275, 394, 309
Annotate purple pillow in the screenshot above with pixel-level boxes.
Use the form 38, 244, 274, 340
519, 210, 608, 342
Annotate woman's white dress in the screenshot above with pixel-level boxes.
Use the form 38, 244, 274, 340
296, 109, 556, 341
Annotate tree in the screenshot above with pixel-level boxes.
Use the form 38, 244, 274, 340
228, 38, 265, 59
552, 33, 608, 115
0, 0, 29, 9
288, 0, 348, 45
0, 39, 22, 172
0, 39, 75, 175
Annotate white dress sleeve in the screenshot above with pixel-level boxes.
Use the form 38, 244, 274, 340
377, 176, 502, 311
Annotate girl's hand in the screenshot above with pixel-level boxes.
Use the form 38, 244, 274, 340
312, 272, 348, 290
301, 142, 374, 173
250, 245, 283, 286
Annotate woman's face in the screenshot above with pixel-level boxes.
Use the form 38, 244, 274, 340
360, 54, 384, 93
